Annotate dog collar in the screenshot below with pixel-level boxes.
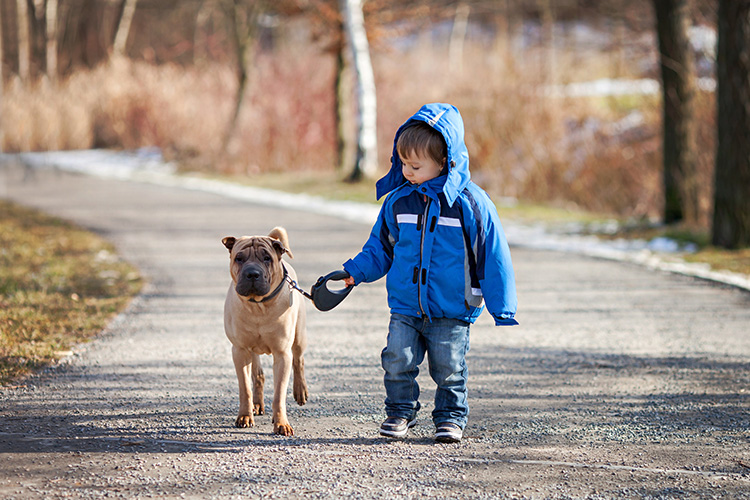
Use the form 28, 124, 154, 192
246, 265, 289, 304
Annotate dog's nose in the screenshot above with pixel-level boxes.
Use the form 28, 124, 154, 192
244, 269, 261, 281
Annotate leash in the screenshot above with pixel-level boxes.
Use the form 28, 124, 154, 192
247, 264, 309, 304
248, 264, 351, 311
286, 274, 313, 301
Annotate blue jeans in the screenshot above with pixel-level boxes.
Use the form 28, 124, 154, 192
381, 313, 470, 429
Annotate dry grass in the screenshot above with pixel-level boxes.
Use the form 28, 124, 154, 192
684, 247, 750, 276
0, 201, 142, 386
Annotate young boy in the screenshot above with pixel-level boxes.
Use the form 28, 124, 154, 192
339, 103, 517, 443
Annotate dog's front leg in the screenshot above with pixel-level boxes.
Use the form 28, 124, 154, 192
271, 351, 294, 436
232, 346, 255, 428
250, 352, 265, 415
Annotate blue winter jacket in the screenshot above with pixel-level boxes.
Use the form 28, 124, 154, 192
343, 103, 518, 326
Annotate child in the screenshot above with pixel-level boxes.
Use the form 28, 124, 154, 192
338, 103, 517, 443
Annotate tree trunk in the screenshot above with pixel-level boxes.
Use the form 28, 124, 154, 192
45, 0, 59, 80
341, 0, 377, 181
194, 0, 213, 66
16, 0, 30, 81
653, 0, 699, 225
538, 0, 555, 85
113, 0, 138, 57
221, 0, 261, 154
448, 3, 470, 74
0, 0, 4, 152
0, 1, 4, 84
712, 0, 750, 249
334, 15, 355, 172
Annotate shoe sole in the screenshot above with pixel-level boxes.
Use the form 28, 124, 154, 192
435, 434, 462, 443
379, 419, 417, 438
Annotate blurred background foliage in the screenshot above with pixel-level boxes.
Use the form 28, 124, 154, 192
0, 0, 721, 226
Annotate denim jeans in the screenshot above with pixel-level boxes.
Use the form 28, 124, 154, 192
381, 313, 470, 429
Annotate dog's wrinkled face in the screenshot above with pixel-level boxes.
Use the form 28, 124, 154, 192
223, 236, 286, 298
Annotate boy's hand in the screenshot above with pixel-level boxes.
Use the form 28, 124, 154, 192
314, 270, 353, 288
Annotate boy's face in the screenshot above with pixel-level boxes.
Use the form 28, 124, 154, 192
400, 151, 444, 186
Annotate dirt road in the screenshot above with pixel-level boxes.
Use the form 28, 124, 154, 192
1, 164, 749, 499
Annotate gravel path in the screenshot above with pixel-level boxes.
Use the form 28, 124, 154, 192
1, 164, 749, 499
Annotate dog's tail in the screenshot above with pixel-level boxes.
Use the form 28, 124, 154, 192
268, 227, 293, 259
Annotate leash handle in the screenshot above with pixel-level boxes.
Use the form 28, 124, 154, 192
310, 270, 353, 311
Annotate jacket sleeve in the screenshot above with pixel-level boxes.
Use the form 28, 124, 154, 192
466, 189, 518, 326
343, 199, 396, 285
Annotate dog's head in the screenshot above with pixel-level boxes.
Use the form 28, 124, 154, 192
222, 227, 293, 299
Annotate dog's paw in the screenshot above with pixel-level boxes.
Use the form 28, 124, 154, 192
235, 415, 254, 428
293, 382, 308, 406
253, 403, 265, 415
274, 422, 294, 436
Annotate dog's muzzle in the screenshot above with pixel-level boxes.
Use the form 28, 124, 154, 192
236, 262, 271, 297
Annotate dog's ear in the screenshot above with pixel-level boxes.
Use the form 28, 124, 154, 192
271, 239, 294, 259
268, 227, 294, 259
222, 237, 236, 253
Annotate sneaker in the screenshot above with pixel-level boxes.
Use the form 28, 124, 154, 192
379, 417, 417, 438
435, 422, 463, 443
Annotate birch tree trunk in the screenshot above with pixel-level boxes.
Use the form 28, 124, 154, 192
113, 0, 138, 57
46, 0, 59, 80
341, 0, 377, 181
448, 3, 470, 74
194, 0, 213, 66
712, 0, 750, 248
17, 0, 30, 81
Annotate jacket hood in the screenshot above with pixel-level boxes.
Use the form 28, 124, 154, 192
376, 103, 471, 207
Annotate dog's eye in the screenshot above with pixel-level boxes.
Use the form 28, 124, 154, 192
263, 254, 272, 262
235, 254, 245, 263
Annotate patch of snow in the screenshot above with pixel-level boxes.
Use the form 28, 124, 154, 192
545, 77, 716, 98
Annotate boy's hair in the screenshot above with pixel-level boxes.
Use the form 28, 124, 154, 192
397, 122, 447, 167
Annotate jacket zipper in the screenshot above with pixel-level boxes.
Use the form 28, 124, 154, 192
417, 196, 431, 317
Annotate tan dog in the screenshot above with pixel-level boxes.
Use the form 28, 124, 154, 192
222, 227, 308, 436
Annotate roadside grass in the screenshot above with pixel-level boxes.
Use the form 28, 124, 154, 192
681, 247, 750, 276
196, 169, 608, 222
187, 169, 380, 204
589, 221, 750, 275
0, 201, 142, 387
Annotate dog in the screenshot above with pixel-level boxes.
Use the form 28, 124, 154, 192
222, 227, 308, 436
